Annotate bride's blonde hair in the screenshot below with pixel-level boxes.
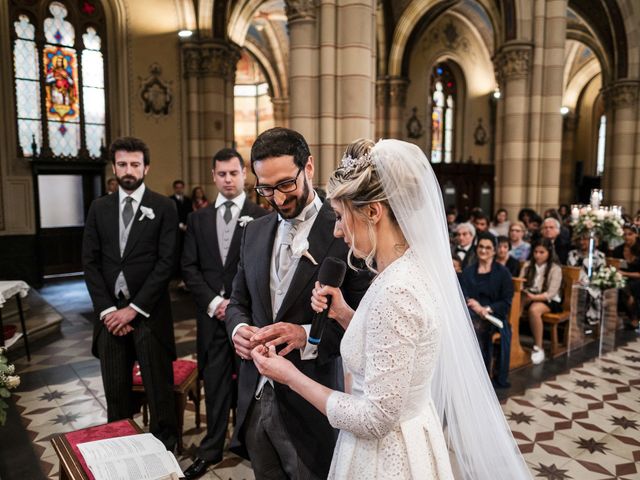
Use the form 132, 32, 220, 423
328, 139, 399, 272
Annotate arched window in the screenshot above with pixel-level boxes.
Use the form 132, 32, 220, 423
430, 63, 456, 164
596, 115, 606, 176
10, 1, 108, 160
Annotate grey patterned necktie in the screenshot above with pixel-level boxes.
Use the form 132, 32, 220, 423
223, 200, 234, 224
277, 220, 300, 280
122, 196, 134, 227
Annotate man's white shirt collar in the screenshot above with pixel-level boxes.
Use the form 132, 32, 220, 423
214, 191, 246, 210
118, 183, 145, 206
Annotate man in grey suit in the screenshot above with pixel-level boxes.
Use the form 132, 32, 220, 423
82, 136, 178, 450
181, 148, 267, 479
226, 128, 371, 479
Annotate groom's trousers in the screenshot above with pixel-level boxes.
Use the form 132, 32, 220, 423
243, 384, 323, 480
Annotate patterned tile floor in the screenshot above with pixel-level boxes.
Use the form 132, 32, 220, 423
2, 279, 639, 479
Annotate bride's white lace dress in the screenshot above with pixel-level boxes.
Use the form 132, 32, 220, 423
326, 250, 454, 479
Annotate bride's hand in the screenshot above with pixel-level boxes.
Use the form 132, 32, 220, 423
251, 345, 298, 385
311, 281, 353, 326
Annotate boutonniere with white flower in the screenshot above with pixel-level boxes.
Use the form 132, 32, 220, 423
291, 235, 318, 265
138, 206, 155, 221
238, 216, 254, 227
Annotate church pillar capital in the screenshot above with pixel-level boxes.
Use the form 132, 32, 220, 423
493, 43, 533, 85
388, 77, 409, 108
602, 81, 640, 111
181, 40, 241, 80
285, 0, 318, 23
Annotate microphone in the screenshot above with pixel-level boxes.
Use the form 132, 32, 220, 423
308, 257, 348, 345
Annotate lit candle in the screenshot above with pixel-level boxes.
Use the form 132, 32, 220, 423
590, 189, 602, 209
571, 205, 579, 221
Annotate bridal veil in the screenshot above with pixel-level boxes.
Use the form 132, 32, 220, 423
371, 139, 531, 479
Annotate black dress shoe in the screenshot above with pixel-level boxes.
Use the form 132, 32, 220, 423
183, 457, 214, 480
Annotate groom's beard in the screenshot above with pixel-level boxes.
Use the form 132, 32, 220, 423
270, 178, 310, 219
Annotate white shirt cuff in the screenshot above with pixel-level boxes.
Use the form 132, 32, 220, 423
207, 295, 225, 318
99, 306, 117, 320
300, 324, 318, 360
130, 303, 150, 318
232, 322, 249, 339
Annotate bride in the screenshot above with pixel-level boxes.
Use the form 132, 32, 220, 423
251, 139, 531, 479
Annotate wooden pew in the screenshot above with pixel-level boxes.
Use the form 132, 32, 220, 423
492, 277, 528, 370
541, 266, 581, 357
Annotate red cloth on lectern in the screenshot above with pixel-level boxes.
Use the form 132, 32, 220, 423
64, 419, 139, 479
132, 359, 196, 386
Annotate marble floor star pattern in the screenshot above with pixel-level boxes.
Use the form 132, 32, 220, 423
1, 278, 639, 479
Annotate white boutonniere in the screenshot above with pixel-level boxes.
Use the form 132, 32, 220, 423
291, 235, 318, 265
138, 206, 155, 221
238, 215, 254, 227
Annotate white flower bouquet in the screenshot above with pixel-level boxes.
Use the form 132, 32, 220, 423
571, 207, 624, 244
590, 265, 626, 290
0, 347, 20, 425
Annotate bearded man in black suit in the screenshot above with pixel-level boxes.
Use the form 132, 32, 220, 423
82, 136, 178, 450
181, 148, 267, 479
226, 128, 371, 479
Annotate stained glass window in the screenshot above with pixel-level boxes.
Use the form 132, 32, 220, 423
13, 15, 42, 157
10, 1, 108, 160
430, 63, 457, 164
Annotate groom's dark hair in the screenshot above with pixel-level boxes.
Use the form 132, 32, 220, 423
250, 127, 311, 174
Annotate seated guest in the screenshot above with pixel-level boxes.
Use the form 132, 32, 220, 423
526, 214, 543, 244
460, 233, 514, 386
452, 255, 462, 274
567, 234, 606, 330
509, 221, 531, 262
496, 236, 521, 277
517, 208, 536, 229
612, 224, 640, 330
544, 209, 572, 249
542, 217, 569, 264
520, 240, 562, 364
491, 208, 511, 237
473, 212, 492, 236
191, 186, 209, 211
447, 206, 458, 244
452, 222, 477, 269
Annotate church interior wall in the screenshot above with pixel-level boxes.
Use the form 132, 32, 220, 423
121, 0, 185, 197
404, 12, 495, 164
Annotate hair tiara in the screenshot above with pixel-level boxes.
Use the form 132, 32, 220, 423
339, 152, 373, 175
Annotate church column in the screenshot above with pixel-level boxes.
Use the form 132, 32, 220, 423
493, 43, 532, 217
271, 97, 290, 127
388, 76, 408, 139
602, 81, 640, 211
558, 112, 577, 205
286, 0, 319, 152
181, 40, 240, 190
375, 77, 389, 138
526, 0, 566, 211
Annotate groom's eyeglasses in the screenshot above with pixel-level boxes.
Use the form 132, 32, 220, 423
254, 167, 303, 197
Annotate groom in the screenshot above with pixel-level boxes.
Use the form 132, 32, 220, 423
226, 127, 371, 479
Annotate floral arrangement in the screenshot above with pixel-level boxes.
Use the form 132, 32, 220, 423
0, 347, 20, 426
571, 207, 624, 244
589, 265, 626, 290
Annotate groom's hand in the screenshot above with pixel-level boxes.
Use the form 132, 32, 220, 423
251, 323, 307, 357
233, 325, 259, 360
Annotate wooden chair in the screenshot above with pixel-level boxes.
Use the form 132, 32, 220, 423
508, 277, 528, 368
491, 277, 528, 370
541, 266, 580, 357
606, 257, 622, 269
132, 359, 201, 454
